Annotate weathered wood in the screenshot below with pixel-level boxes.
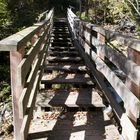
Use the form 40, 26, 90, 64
42, 73, 95, 86
48, 51, 79, 57
125, 77, 140, 98
47, 56, 82, 62
73, 37, 123, 119
19, 44, 47, 118
36, 88, 104, 108
0, 24, 45, 51
97, 42, 140, 86
44, 64, 87, 72
49, 47, 76, 50
121, 114, 138, 140
18, 25, 50, 85
80, 21, 140, 53
72, 21, 140, 121
20, 70, 41, 140
80, 33, 140, 97
0, 8, 54, 140
83, 42, 140, 120
10, 48, 24, 140
82, 34, 140, 98
68, 8, 140, 53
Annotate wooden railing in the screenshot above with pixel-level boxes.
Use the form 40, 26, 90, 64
67, 8, 140, 140
0, 9, 54, 140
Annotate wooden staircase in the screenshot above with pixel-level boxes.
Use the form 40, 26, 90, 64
0, 8, 140, 140
29, 19, 120, 140
38, 18, 102, 108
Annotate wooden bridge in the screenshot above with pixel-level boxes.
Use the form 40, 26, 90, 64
0, 8, 140, 140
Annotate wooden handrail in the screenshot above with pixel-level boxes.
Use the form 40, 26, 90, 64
67, 8, 140, 140
0, 8, 54, 140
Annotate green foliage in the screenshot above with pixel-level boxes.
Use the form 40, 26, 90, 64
0, 64, 11, 103
0, 82, 11, 102
0, 0, 10, 25
78, 0, 132, 25
12, 4, 38, 27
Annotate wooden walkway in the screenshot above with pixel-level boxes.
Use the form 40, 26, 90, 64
0, 8, 140, 140
29, 18, 121, 140
29, 111, 120, 140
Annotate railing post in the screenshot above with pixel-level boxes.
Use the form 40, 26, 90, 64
126, 47, 140, 99
74, 17, 80, 39
97, 33, 105, 60
10, 48, 24, 140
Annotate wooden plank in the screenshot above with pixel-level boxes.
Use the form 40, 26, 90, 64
79, 19, 140, 53
37, 88, 104, 108
44, 64, 87, 72
73, 37, 124, 119
49, 46, 75, 49
88, 37, 140, 86
128, 47, 140, 65
10, 48, 24, 140
78, 30, 140, 95
18, 26, 50, 85
77, 32, 140, 96
125, 77, 140, 98
19, 44, 47, 118
41, 73, 95, 86
48, 51, 79, 56
20, 70, 41, 140
20, 115, 29, 140
121, 114, 138, 140
0, 23, 46, 51
47, 56, 82, 62
82, 42, 140, 120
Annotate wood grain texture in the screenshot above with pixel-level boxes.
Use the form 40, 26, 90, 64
19, 44, 47, 118
83, 42, 140, 120
18, 26, 50, 86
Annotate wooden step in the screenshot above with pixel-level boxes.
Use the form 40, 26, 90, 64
48, 51, 79, 57
41, 73, 95, 86
52, 32, 69, 35
50, 38, 71, 42
54, 24, 67, 27
29, 110, 120, 140
44, 64, 87, 72
51, 42, 72, 46
51, 34, 71, 38
52, 28, 69, 32
53, 21, 68, 27
49, 47, 76, 51
51, 32, 70, 36
54, 22, 67, 25
46, 56, 82, 63
36, 88, 104, 108
53, 27, 68, 30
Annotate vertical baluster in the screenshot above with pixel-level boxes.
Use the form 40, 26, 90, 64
10, 47, 25, 140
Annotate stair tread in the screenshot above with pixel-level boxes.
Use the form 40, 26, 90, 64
41, 73, 94, 85
46, 56, 82, 62
44, 64, 87, 72
36, 88, 104, 107
51, 42, 72, 45
51, 34, 71, 37
48, 51, 79, 55
49, 47, 76, 50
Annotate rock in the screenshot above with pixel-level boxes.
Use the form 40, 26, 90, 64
120, 18, 136, 32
